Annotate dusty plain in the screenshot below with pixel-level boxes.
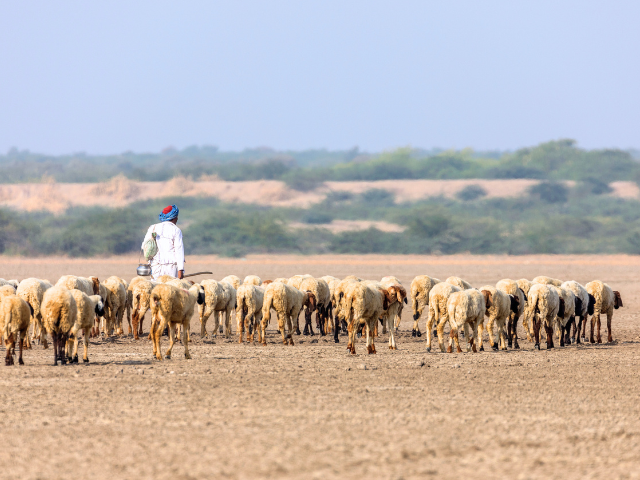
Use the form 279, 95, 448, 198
1, 254, 639, 479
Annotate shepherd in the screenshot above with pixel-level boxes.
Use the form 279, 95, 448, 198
141, 204, 185, 280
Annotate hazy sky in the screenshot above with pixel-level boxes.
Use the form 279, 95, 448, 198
1, 1, 638, 154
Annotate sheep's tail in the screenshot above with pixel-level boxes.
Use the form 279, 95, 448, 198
343, 291, 354, 326
2, 310, 12, 339
237, 291, 247, 322
150, 293, 161, 314
262, 289, 274, 324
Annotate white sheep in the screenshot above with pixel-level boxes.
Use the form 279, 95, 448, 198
495, 278, 527, 348
103, 276, 127, 336
236, 283, 265, 343
532, 276, 563, 287
553, 286, 576, 347
446, 289, 486, 353
243, 275, 262, 286
199, 279, 236, 338
479, 285, 519, 351
221, 275, 242, 290
585, 281, 622, 344
561, 280, 594, 344
149, 283, 205, 360
128, 277, 159, 339
261, 282, 313, 346
41, 286, 78, 365
380, 276, 407, 334
445, 276, 473, 290
524, 283, 562, 350
0, 293, 32, 365
66, 290, 104, 363
16, 278, 50, 349
340, 282, 388, 355
425, 282, 461, 353
410, 275, 441, 337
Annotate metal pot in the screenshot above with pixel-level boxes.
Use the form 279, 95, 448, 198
137, 264, 152, 277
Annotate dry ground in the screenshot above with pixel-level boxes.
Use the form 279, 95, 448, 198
1, 254, 640, 479
1, 178, 638, 213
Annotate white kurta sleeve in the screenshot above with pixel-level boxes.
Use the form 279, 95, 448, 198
174, 228, 185, 271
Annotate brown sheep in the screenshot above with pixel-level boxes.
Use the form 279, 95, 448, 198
1, 294, 32, 365
150, 283, 205, 360
41, 286, 78, 366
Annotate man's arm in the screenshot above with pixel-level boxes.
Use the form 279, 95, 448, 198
174, 228, 185, 279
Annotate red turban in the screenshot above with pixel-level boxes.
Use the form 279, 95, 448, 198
162, 205, 173, 214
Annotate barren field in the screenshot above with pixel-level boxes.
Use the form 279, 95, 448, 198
1, 254, 640, 479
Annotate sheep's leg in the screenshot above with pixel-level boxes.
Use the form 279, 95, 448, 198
237, 308, 245, 344
437, 317, 447, 353
200, 305, 213, 338
348, 320, 358, 355
40, 325, 48, 349
18, 333, 24, 365
183, 321, 192, 359
487, 316, 497, 350
59, 333, 68, 365
596, 313, 602, 344
387, 313, 397, 350
589, 314, 596, 344
132, 308, 141, 340
165, 323, 177, 359
24, 321, 32, 350
521, 311, 532, 342
557, 319, 565, 347
225, 309, 232, 339
425, 306, 435, 352
497, 318, 506, 351
126, 303, 132, 335
606, 312, 613, 343
277, 312, 288, 345
286, 313, 295, 346
545, 322, 554, 349
333, 313, 340, 344
294, 311, 301, 336
533, 315, 541, 350
476, 319, 485, 352
51, 332, 59, 366
368, 320, 377, 354
153, 317, 166, 361
82, 327, 90, 362
5, 334, 15, 366
581, 314, 587, 342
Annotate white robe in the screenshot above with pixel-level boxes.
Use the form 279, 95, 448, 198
141, 221, 185, 280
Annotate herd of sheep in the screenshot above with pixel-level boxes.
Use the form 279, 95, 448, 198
0, 272, 624, 366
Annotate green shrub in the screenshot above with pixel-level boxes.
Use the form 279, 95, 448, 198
457, 185, 487, 201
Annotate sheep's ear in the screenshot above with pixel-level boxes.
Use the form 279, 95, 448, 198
614, 291, 623, 309
588, 294, 596, 315
558, 298, 565, 318
575, 297, 582, 316
91, 277, 100, 295
481, 290, 492, 309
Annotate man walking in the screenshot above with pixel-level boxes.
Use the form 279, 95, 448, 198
141, 204, 185, 280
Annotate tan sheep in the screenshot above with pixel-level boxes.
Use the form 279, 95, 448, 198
157, 274, 177, 283
446, 289, 486, 353
561, 280, 594, 344
55, 275, 96, 296
272, 277, 288, 284
221, 275, 242, 290
340, 282, 388, 355
66, 291, 104, 363
88, 276, 110, 337
553, 286, 576, 347
103, 276, 127, 336
410, 275, 441, 337
16, 278, 50, 349
236, 284, 265, 344
585, 281, 622, 344
495, 278, 527, 348
532, 276, 563, 287
377, 283, 405, 350
0, 293, 32, 365
479, 286, 519, 351
445, 276, 473, 290
426, 282, 461, 353
261, 282, 313, 346
380, 276, 407, 334
199, 280, 236, 338
524, 283, 562, 350
243, 275, 262, 286
41, 286, 77, 365
297, 277, 322, 336
150, 283, 205, 360
0, 279, 16, 291
128, 277, 159, 339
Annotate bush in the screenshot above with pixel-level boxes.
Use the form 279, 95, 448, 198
527, 181, 569, 203
456, 185, 487, 201
582, 178, 613, 195
302, 211, 333, 224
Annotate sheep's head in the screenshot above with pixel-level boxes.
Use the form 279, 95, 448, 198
587, 294, 596, 315
557, 298, 566, 319
481, 290, 492, 311
95, 300, 105, 318
614, 291, 623, 309
262, 280, 273, 285
91, 277, 100, 295
304, 291, 316, 312
509, 294, 519, 314
388, 285, 407, 305
381, 289, 392, 311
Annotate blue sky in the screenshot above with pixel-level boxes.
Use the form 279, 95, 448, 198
0, 0, 638, 154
